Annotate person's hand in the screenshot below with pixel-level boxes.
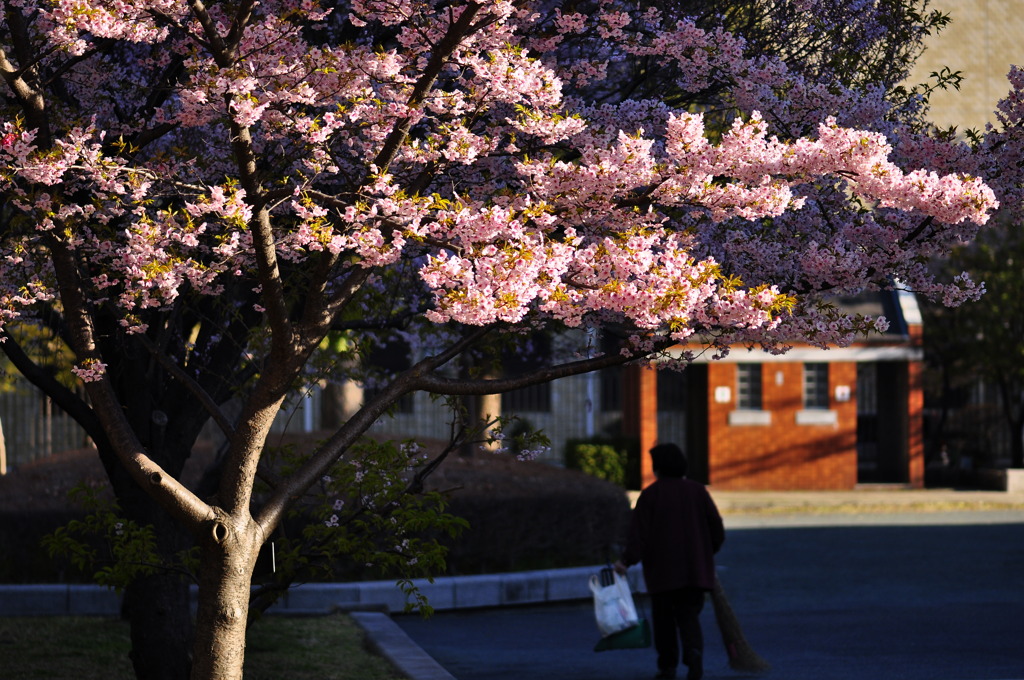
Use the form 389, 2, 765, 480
612, 560, 628, 575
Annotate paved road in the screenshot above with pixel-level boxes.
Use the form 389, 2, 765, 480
396, 515, 1024, 680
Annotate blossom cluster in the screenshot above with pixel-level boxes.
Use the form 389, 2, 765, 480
0, 0, 1005, 384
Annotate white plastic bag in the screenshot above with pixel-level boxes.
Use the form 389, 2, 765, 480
590, 568, 640, 637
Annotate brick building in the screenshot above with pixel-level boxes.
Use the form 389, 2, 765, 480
622, 290, 926, 491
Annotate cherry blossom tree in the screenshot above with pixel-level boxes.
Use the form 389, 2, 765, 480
0, 1, 998, 679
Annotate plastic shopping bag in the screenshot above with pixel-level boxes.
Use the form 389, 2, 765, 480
589, 567, 640, 637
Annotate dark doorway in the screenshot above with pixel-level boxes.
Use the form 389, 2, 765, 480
857, 362, 909, 484
684, 364, 709, 484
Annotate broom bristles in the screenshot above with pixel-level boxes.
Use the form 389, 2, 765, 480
710, 575, 770, 673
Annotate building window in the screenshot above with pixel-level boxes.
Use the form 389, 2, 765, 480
803, 363, 830, 410
364, 337, 415, 413
500, 332, 553, 413
736, 364, 763, 410
657, 370, 687, 412
502, 382, 552, 412
600, 365, 622, 411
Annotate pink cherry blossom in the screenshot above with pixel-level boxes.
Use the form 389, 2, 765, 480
0, 0, 1003, 378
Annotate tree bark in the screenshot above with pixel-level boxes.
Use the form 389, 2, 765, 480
1012, 416, 1024, 469
997, 379, 1024, 468
123, 567, 194, 680
191, 515, 261, 680
97, 441, 196, 680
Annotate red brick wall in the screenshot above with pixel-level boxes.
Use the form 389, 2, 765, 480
623, 364, 658, 488
907, 360, 925, 488
707, 362, 859, 490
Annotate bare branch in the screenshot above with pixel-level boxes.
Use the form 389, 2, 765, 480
42, 39, 116, 86
0, 329, 105, 444
136, 334, 236, 441
412, 345, 653, 396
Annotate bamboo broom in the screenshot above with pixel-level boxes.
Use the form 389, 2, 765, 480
710, 575, 770, 672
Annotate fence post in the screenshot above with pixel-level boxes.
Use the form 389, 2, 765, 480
0, 416, 6, 475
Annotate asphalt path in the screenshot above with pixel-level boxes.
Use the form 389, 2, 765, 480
396, 514, 1024, 680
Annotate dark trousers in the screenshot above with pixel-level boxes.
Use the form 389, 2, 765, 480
650, 587, 706, 673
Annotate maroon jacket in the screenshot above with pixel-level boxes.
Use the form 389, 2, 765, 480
621, 477, 725, 593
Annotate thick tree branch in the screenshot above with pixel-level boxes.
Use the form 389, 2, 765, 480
255, 326, 492, 533
412, 346, 650, 396
198, 0, 294, 357
47, 233, 215, 531
323, 265, 375, 323
254, 324, 656, 533
0, 329, 105, 445
899, 215, 935, 247
0, 33, 50, 147
188, 0, 231, 67
372, 3, 484, 173
224, 0, 259, 57
247, 205, 295, 349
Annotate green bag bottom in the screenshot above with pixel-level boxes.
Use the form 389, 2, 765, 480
593, 618, 652, 651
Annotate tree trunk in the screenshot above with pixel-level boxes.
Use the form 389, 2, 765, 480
120, 495, 194, 680
320, 380, 361, 430
997, 379, 1024, 468
1012, 416, 1024, 469
123, 569, 194, 680
191, 516, 261, 680
98, 444, 196, 680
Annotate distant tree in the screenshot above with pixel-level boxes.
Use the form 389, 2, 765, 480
921, 216, 1024, 467
576, 0, 952, 116
921, 64, 1024, 469
0, 2, 996, 679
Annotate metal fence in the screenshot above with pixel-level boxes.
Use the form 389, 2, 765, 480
0, 388, 91, 472
0, 369, 720, 475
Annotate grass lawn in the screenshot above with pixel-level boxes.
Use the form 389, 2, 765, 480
0, 614, 406, 680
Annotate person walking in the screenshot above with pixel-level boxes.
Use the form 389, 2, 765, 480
614, 443, 725, 680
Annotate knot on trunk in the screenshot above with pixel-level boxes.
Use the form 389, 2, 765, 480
211, 521, 230, 543
217, 605, 245, 625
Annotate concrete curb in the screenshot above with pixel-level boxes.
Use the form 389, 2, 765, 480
0, 583, 122, 616
0, 564, 636, 617
351, 612, 457, 680
276, 565, 644, 615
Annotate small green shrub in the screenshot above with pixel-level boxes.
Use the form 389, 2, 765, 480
565, 437, 642, 487
565, 442, 626, 486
